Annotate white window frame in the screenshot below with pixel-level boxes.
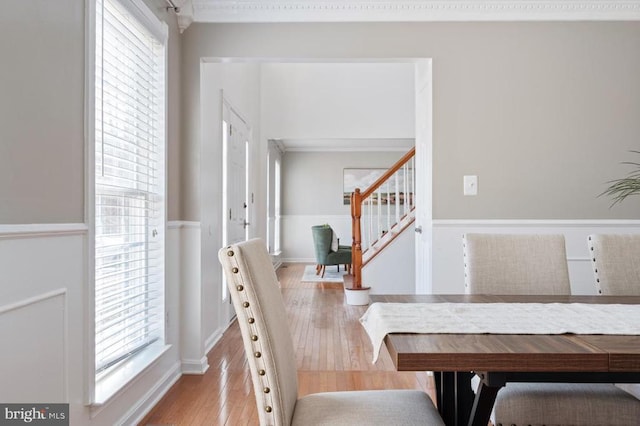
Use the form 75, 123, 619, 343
266, 141, 283, 255
85, 0, 169, 406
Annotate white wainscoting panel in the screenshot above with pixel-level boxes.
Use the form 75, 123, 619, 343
175, 222, 208, 374
0, 226, 85, 406
281, 215, 351, 262
432, 220, 640, 295
0, 290, 67, 402
0, 223, 185, 425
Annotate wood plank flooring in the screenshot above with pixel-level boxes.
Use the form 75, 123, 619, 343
140, 263, 435, 425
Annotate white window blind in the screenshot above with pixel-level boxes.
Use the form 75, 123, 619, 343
94, 0, 166, 376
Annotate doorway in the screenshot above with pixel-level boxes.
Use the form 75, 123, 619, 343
222, 100, 250, 321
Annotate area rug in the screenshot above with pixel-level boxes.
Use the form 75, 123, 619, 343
300, 264, 347, 283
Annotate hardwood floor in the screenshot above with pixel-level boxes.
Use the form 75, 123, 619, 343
140, 263, 435, 425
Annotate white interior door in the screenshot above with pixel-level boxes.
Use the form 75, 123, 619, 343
414, 60, 433, 294
223, 102, 250, 321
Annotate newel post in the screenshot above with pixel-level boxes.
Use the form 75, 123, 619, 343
351, 188, 363, 289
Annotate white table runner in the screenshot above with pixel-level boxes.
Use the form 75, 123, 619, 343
359, 302, 640, 363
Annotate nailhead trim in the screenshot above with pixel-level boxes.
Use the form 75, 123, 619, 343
588, 237, 603, 295
226, 243, 274, 420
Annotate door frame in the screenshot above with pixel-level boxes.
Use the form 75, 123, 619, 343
221, 97, 251, 323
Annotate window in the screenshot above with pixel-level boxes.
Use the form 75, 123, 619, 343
92, 0, 167, 401
266, 140, 282, 254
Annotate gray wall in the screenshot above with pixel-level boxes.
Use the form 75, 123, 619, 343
181, 22, 640, 220
0, 0, 182, 224
282, 151, 404, 216
0, 0, 84, 223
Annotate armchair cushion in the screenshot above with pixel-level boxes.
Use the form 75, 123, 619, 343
331, 231, 339, 252
312, 225, 352, 266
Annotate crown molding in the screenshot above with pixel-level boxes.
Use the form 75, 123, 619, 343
179, 1, 640, 27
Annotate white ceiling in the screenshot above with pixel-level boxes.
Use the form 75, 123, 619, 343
172, 1, 640, 32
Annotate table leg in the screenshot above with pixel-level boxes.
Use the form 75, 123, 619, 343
456, 372, 475, 426
467, 382, 499, 426
434, 372, 475, 426
435, 372, 455, 425
466, 372, 505, 426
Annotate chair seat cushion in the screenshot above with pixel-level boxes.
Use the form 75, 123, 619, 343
326, 250, 351, 265
291, 389, 444, 426
494, 382, 640, 426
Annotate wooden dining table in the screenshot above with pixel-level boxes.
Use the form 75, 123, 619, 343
369, 294, 640, 426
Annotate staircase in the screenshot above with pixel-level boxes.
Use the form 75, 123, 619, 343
349, 147, 416, 290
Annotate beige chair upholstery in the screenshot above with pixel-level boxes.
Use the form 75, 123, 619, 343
588, 234, 640, 406
588, 234, 640, 295
463, 233, 640, 426
218, 238, 444, 426
494, 382, 640, 426
463, 233, 571, 295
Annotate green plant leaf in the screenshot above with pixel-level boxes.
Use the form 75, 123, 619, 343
600, 150, 640, 206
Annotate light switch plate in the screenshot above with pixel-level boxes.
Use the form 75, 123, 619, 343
464, 175, 478, 196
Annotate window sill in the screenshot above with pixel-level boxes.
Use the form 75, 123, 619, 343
92, 341, 171, 407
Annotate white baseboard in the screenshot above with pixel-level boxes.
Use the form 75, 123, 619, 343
120, 361, 182, 426
181, 356, 210, 375
204, 327, 225, 356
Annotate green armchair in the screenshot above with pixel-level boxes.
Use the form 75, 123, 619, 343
311, 225, 352, 278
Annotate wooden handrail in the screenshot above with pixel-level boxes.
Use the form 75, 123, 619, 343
350, 147, 416, 290
360, 147, 415, 200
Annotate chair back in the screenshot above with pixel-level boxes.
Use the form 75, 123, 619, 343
463, 233, 571, 295
588, 234, 640, 295
218, 239, 298, 426
311, 225, 332, 263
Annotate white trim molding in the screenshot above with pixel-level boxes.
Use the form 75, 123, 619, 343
186, 1, 640, 26
0, 223, 88, 239
181, 356, 210, 375
168, 220, 201, 229
433, 219, 640, 227
0, 288, 67, 315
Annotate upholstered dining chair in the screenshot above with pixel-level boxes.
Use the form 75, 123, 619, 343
588, 234, 640, 296
311, 225, 352, 278
588, 234, 640, 402
463, 233, 640, 426
462, 233, 571, 295
218, 239, 444, 426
